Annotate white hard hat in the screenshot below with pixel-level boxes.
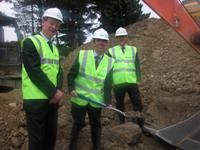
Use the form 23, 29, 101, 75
93, 28, 109, 41
42, 8, 63, 23
115, 27, 128, 37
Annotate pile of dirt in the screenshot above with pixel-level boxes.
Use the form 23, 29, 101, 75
0, 90, 27, 150
128, 18, 200, 128
1, 18, 200, 150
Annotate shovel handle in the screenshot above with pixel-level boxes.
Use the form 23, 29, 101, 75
109, 106, 127, 117
77, 94, 127, 117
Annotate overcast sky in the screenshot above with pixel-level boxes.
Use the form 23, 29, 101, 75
140, 1, 159, 18
0, 1, 15, 17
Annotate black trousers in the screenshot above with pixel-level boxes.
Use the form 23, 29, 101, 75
114, 83, 143, 123
69, 103, 102, 150
23, 100, 58, 150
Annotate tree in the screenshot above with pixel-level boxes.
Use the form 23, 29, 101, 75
13, 0, 42, 36
94, 0, 150, 33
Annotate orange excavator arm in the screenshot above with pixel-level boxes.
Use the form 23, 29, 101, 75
143, 0, 200, 54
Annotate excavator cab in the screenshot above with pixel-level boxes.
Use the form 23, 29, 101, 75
184, 0, 200, 17
0, 13, 22, 92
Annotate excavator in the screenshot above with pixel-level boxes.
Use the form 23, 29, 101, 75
141, 0, 200, 149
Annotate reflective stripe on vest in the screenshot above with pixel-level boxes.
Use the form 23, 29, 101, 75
71, 50, 114, 108
109, 45, 137, 85
22, 34, 59, 100
31, 36, 59, 65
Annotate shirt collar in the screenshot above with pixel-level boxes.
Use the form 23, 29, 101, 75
120, 44, 127, 49
93, 50, 103, 58
40, 32, 52, 42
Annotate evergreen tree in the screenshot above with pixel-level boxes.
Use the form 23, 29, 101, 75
13, 0, 50, 36
95, 0, 150, 33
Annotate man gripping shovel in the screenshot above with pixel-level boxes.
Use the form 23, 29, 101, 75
76, 93, 147, 135
77, 93, 127, 117
67, 28, 118, 150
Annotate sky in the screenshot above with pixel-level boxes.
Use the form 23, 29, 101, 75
0, 1, 15, 17
140, 1, 159, 18
0, 0, 159, 42
0, 1, 17, 41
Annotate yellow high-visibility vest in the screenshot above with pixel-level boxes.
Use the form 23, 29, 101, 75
108, 45, 137, 85
22, 34, 59, 100
71, 50, 114, 108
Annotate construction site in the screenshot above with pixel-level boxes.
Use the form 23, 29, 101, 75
1, 0, 200, 149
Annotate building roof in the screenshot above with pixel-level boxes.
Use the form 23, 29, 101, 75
0, 12, 16, 26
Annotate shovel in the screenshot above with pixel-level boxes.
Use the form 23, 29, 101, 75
77, 94, 127, 117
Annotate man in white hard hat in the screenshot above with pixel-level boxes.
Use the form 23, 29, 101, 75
67, 28, 114, 150
21, 8, 64, 150
108, 27, 144, 127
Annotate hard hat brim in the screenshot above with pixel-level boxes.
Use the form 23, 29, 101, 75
43, 15, 63, 23
93, 35, 109, 41
115, 33, 128, 37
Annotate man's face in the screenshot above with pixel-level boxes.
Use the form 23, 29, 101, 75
94, 39, 108, 54
117, 36, 127, 46
42, 18, 61, 39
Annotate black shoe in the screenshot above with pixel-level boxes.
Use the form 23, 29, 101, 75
137, 117, 144, 128
119, 114, 125, 124
92, 146, 100, 150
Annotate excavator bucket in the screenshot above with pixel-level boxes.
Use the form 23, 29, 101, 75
143, 0, 200, 54
143, 111, 200, 149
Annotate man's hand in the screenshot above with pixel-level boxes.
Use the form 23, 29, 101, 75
70, 90, 77, 97
49, 89, 64, 104
106, 104, 112, 109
